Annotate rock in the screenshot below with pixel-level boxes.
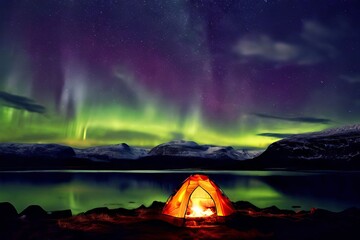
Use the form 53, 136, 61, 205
0, 202, 18, 222
20, 205, 48, 220
136, 204, 147, 210
310, 208, 335, 218
48, 209, 72, 219
233, 201, 260, 211
0, 202, 19, 238
149, 201, 165, 210
85, 207, 109, 215
340, 207, 360, 216
261, 206, 281, 214
109, 208, 138, 216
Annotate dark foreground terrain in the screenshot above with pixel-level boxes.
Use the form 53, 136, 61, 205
1, 201, 359, 240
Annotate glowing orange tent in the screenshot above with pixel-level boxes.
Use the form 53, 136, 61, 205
162, 174, 235, 219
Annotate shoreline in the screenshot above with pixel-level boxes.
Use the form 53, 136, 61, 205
1, 200, 360, 239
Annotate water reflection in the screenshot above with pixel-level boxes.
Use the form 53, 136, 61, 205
0, 171, 359, 214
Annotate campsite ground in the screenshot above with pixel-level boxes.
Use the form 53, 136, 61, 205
1, 201, 359, 240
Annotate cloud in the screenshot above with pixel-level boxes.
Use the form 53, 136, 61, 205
340, 74, 360, 84
253, 113, 331, 124
257, 133, 295, 138
235, 34, 306, 63
301, 21, 337, 52
234, 20, 338, 65
0, 91, 46, 114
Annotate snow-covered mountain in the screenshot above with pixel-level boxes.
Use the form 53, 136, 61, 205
0, 143, 75, 160
255, 124, 360, 168
1, 124, 359, 170
74, 143, 148, 161
148, 140, 260, 160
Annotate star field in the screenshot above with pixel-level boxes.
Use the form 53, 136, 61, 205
0, 0, 359, 148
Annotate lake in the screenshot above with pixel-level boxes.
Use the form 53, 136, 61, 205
0, 170, 359, 214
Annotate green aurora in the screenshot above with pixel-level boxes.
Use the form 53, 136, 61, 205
1, 1, 359, 149
0, 104, 330, 148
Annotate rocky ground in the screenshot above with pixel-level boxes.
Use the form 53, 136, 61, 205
1, 201, 359, 240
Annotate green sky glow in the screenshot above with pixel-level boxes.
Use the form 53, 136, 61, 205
2, 1, 358, 148
0, 105, 329, 148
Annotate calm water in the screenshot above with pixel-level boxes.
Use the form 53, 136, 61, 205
0, 170, 359, 214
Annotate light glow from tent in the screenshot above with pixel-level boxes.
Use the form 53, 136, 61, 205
187, 205, 215, 218
185, 186, 217, 218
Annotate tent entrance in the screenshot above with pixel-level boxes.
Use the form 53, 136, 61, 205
185, 186, 217, 218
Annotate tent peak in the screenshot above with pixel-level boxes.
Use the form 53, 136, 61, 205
162, 174, 235, 220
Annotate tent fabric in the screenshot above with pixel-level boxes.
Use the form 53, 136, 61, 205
162, 174, 235, 218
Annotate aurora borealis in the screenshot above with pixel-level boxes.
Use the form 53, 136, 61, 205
0, 1, 359, 148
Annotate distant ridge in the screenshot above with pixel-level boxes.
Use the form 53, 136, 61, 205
0, 124, 359, 170
254, 124, 360, 169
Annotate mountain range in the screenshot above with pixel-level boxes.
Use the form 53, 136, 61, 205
0, 124, 359, 170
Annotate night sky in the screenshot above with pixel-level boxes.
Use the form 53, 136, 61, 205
0, 0, 359, 148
